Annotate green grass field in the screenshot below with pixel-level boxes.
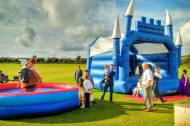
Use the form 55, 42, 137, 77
0, 64, 190, 126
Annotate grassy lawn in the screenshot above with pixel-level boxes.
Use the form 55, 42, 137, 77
0, 63, 190, 126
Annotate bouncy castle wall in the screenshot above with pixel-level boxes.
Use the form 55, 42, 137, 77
90, 51, 113, 89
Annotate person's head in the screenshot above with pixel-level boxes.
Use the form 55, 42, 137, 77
78, 65, 80, 69
136, 65, 140, 68
155, 66, 160, 72
31, 55, 37, 64
138, 78, 141, 82
104, 64, 108, 69
110, 64, 114, 71
84, 70, 89, 78
147, 64, 152, 70
78, 77, 84, 87
183, 69, 187, 74
142, 63, 148, 70
0, 70, 2, 73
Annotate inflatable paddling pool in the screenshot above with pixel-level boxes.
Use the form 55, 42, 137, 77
0, 82, 79, 118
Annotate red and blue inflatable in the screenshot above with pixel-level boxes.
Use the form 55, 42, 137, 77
0, 82, 78, 118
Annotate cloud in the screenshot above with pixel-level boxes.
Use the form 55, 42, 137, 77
54, 23, 112, 51
41, 0, 100, 28
15, 26, 36, 47
180, 20, 190, 46
178, 20, 190, 55
40, 0, 117, 52
0, 0, 21, 23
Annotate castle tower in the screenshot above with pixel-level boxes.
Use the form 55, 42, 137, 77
166, 10, 173, 41
125, 0, 134, 37
112, 15, 121, 80
175, 31, 182, 66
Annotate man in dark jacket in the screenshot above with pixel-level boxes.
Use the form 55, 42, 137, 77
101, 64, 115, 102
74, 65, 83, 84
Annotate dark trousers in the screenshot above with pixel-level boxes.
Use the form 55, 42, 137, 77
85, 93, 90, 108
101, 84, 113, 102
153, 83, 164, 102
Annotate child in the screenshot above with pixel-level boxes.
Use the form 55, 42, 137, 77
133, 79, 142, 97
83, 79, 93, 108
135, 65, 140, 76
78, 77, 85, 108
100, 65, 111, 85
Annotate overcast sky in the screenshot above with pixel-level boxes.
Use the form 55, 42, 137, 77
0, 0, 189, 58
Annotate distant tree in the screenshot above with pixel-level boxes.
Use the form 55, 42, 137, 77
75, 56, 81, 63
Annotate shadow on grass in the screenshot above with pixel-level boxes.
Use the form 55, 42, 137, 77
116, 101, 174, 113
10, 98, 128, 124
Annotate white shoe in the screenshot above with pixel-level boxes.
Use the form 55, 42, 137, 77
80, 105, 85, 109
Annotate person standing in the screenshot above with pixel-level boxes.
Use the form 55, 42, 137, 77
74, 65, 83, 84
82, 70, 95, 108
83, 78, 93, 108
101, 64, 115, 102
178, 69, 190, 96
78, 77, 85, 108
153, 66, 166, 103
141, 63, 153, 112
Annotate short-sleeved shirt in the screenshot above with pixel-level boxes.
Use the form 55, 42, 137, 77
141, 69, 153, 86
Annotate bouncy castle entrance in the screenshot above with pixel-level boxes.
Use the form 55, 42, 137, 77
130, 43, 169, 77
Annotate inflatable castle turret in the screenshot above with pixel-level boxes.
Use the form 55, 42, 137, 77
175, 31, 183, 66
112, 15, 121, 80
125, 0, 134, 37
87, 0, 182, 95
166, 10, 173, 41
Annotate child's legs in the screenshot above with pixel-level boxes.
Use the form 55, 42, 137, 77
133, 89, 138, 96
136, 91, 139, 96
81, 97, 85, 106
78, 95, 81, 105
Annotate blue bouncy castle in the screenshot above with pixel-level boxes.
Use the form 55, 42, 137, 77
87, 0, 183, 96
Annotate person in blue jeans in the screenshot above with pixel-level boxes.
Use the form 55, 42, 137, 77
101, 64, 115, 102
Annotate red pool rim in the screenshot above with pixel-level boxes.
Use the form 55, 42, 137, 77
0, 82, 78, 96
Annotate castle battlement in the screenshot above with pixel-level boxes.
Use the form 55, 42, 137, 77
135, 16, 164, 35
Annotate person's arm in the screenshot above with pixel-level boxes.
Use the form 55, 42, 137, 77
184, 75, 188, 87
81, 70, 83, 77
146, 70, 152, 88
155, 72, 162, 79
74, 71, 76, 81
24, 60, 33, 68
108, 71, 115, 79
147, 80, 151, 88
90, 77, 94, 86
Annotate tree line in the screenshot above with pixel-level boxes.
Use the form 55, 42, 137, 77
0, 56, 87, 64
0, 55, 189, 65
182, 55, 190, 66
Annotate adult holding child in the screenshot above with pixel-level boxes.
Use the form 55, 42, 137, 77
101, 64, 115, 102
